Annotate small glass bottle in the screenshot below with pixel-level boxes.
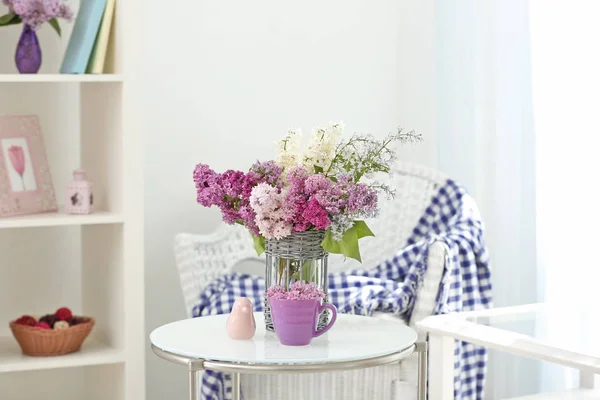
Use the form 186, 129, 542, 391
65, 169, 93, 214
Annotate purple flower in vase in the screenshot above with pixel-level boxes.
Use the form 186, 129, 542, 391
2, 0, 75, 74
8, 145, 26, 190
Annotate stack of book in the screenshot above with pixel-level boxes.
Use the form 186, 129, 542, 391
60, 0, 116, 74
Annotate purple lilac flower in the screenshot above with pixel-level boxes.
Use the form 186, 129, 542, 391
250, 160, 282, 186
219, 169, 245, 199
266, 281, 325, 300
313, 181, 346, 215
238, 203, 260, 237
5, 0, 73, 29
221, 207, 239, 225
241, 171, 259, 199
304, 173, 332, 195
347, 182, 378, 216
193, 163, 223, 207
333, 176, 378, 216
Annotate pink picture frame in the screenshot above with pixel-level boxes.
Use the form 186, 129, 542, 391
0, 115, 57, 218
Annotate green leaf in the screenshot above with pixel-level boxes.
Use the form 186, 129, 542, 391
48, 18, 61, 36
314, 165, 324, 174
253, 235, 265, 256
0, 13, 21, 26
322, 224, 361, 262
354, 220, 375, 239
321, 221, 375, 262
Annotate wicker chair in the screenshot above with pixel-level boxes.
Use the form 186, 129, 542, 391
174, 161, 450, 400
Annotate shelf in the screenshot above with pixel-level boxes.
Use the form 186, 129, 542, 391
0, 336, 125, 373
0, 211, 124, 229
0, 74, 123, 83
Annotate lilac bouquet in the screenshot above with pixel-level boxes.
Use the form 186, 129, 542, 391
194, 122, 422, 261
266, 282, 325, 301
0, 0, 73, 35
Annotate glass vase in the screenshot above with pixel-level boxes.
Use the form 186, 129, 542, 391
264, 230, 329, 332
15, 25, 42, 74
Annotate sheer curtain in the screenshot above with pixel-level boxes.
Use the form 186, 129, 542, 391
437, 0, 600, 397
530, 0, 600, 393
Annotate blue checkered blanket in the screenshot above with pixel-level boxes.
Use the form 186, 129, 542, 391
192, 179, 493, 400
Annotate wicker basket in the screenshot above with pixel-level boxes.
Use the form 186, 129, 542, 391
9, 317, 95, 357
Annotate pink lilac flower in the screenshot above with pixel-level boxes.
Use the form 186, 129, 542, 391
302, 198, 330, 230
282, 166, 312, 231
266, 281, 325, 300
250, 183, 280, 214
250, 183, 293, 239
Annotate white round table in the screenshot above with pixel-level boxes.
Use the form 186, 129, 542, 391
150, 313, 427, 400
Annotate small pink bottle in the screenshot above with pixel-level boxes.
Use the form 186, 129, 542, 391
65, 169, 93, 214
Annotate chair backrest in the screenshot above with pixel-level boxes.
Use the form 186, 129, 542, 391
174, 161, 448, 317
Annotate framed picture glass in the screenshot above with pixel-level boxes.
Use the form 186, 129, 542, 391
0, 115, 57, 217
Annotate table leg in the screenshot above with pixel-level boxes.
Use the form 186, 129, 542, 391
416, 342, 428, 400
187, 359, 203, 400
579, 370, 597, 389
428, 334, 454, 400
232, 372, 241, 400
188, 369, 197, 400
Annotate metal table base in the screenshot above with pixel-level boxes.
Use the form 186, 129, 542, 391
152, 342, 428, 400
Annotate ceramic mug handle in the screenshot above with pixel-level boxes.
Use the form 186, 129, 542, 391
313, 303, 337, 338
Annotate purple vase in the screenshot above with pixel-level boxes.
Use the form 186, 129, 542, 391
269, 298, 337, 346
15, 25, 42, 74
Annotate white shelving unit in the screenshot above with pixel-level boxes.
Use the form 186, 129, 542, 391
0, 1, 144, 400
0, 74, 124, 83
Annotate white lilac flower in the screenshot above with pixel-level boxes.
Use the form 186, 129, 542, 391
302, 122, 344, 172
275, 129, 302, 171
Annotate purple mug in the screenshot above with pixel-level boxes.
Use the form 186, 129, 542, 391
269, 298, 337, 346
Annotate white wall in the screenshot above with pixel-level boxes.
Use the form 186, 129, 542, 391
142, 1, 437, 399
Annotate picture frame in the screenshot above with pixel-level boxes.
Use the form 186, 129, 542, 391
0, 115, 57, 218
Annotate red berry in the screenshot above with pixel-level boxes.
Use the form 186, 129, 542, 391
35, 322, 51, 330
15, 315, 37, 326
55, 307, 73, 321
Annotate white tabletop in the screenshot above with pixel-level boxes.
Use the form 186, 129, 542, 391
150, 313, 417, 365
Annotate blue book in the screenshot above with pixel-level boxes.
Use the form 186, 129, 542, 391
60, 0, 108, 74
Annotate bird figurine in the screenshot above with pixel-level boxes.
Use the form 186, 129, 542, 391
226, 297, 256, 340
